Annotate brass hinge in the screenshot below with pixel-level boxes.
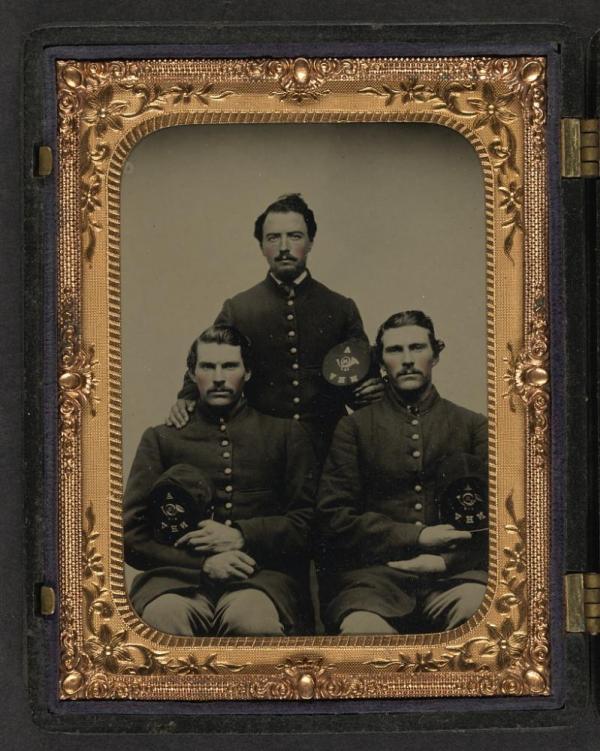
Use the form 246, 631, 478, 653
35, 145, 53, 177
38, 584, 56, 616
561, 119, 600, 178
565, 573, 600, 633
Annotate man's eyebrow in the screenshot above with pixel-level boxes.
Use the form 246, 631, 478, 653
384, 344, 403, 350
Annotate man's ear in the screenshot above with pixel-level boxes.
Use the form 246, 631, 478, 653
244, 369, 252, 383
432, 338, 444, 367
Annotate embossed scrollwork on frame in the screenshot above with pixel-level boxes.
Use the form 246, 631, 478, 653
58, 289, 98, 472
56, 55, 550, 701
503, 290, 550, 468
229, 57, 366, 103
269, 58, 334, 103
250, 656, 365, 700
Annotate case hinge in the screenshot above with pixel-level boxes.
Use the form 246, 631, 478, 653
35, 145, 53, 177
565, 573, 600, 633
37, 584, 56, 616
561, 119, 600, 178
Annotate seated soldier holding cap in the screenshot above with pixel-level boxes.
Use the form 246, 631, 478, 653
124, 324, 317, 636
316, 310, 488, 635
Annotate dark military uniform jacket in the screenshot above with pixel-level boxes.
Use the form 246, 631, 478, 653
124, 401, 317, 632
178, 272, 367, 458
316, 385, 488, 630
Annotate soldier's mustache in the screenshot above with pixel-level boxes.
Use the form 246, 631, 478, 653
208, 387, 234, 394
275, 253, 296, 261
398, 369, 422, 376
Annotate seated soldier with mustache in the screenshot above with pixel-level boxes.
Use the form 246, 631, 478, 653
124, 324, 317, 636
317, 311, 488, 635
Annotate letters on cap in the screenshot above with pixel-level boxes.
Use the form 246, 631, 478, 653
322, 338, 372, 387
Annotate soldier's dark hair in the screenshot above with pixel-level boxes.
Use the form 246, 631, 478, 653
187, 325, 253, 372
374, 310, 445, 364
253, 193, 317, 242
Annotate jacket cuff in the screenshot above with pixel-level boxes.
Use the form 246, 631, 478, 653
234, 519, 260, 557
397, 523, 425, 550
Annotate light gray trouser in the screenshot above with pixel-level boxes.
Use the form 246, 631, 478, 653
141, 588, 285, 636
339, 582, 486, 635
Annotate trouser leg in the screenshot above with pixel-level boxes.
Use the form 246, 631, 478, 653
339, 610, 399, 634
213, 589, 285, 636
141, 591, 214, 636
421, 582, 487, 630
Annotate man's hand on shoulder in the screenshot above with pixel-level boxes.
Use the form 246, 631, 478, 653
174, 519, 244, 553
350, 376, 385, 409
166, 398, 195, 428
418, 524, 472, 550
386, 554, 447, 575
202, 550, 256, 581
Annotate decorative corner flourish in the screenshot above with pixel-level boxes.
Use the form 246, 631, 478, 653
515, 59, 547, 160
365, 492, 549, 696
503, 290, 550, 467
60, 504, 248, 698
359, 73, 523, 259
57, 61, 236, 261
470, 57, 546, 159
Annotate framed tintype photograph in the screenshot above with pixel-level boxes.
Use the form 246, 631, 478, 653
54, 53, 553, 703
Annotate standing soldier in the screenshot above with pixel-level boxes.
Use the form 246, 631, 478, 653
167, 194, 383, 459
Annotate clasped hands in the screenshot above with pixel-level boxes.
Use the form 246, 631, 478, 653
175, 519, 255, 582
386, 524, 472, 575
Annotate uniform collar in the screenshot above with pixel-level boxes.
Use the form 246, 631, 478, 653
266, 270, 312, 296
195, 396, 248, 424
384, 382, 440, 416
269, 269, 309, 287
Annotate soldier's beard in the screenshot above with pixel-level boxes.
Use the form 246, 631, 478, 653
272, 257, 305, 282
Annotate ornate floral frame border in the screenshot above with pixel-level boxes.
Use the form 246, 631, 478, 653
56, 56, 550, 701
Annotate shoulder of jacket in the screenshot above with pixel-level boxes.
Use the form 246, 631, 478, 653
147, 422, 181, 442
338, 401, 381, 434
150, 414, 205, 441
439, 397, 487, 426
228, 280, 271, 305
307, 276, 353, 303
